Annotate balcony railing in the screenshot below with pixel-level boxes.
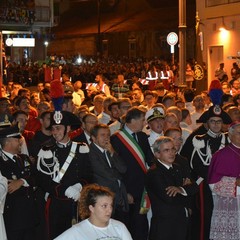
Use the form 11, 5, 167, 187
0, 7, 35, 25
0, 5, 51, 27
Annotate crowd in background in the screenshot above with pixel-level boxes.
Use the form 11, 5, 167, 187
0, 56, 240, 240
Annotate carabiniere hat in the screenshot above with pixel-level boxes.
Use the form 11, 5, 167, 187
196, 105, 232, 124
48, 111, 81, 130
0, 124, 22, 139
145, 107, 165, 123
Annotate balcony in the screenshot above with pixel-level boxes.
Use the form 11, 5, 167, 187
0, 5, 51, 29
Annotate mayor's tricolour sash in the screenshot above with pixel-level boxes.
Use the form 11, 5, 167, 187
116, 129, 150, 214
116, 129, 147, 173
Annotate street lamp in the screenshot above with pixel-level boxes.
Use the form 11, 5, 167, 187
44, 41, 49, 60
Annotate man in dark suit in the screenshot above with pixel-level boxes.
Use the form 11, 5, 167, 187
111, 106, 154, 240
146, 136, 198, 240
0, 125, 38, 240
164, 127, 199, 239
89, 124, 128, 220
164, 127, 192, 180
72, 113, 98, 145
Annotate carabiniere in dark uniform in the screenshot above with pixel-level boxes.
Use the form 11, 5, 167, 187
0, 125, 38, 240
36, 110, 92, 240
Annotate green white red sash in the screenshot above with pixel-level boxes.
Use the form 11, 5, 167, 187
116, 129, 147, 173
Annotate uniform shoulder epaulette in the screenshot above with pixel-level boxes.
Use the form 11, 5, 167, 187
75, 141, 89, 154
223, 132, 228, 137
38, 144, 54, 159
192, 135, 205, 149
42, 144, 55, 151
195, 133, 206, 140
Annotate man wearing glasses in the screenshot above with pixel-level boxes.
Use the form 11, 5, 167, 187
146, 136, 197, 240
190, 105, 232, 240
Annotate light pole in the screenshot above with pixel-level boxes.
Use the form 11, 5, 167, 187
178, 0, 187, 88
97, 0, 101, 56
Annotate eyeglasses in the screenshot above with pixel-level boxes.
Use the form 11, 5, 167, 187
161, 147, 176, 154
173, 137, 183, 142
209, 119, 223, 125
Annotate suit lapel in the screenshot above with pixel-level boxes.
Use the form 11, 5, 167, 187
90, 143, 111, 168
156, 160, 180, 185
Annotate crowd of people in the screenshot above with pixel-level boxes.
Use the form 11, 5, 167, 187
3, 55, 186, 91
0, 57, 240, 240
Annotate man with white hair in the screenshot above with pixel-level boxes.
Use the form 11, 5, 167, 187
146, 136, 197, 240
208, 121, 240, 240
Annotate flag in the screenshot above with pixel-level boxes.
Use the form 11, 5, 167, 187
0, 33, 3, 97
139, 188, 151, 214
194, 12, 207, 93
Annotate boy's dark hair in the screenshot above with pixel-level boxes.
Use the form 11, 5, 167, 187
183, 88, 195, 102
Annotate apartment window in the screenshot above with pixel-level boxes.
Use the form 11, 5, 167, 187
130, 42, 136, 50
159, 36, 167, 48
35, 6, 50, 22
102, 40, 108, 51
128, 38, 136, 58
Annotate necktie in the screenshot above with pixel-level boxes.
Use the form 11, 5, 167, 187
132, 133, 138, 142
104, 150, 112, 168
169, 166, 175, 176
13, 155, 23, 168
13, 155, 20, 162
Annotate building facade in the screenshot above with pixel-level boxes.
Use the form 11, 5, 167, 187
197, 0, 240, 85
47, 0, 196, 61
0, 0, 54, 63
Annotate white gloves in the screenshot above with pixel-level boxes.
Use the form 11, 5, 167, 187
65, 183, 82, 201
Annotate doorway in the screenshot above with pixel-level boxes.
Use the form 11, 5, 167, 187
208, 45, 224, 83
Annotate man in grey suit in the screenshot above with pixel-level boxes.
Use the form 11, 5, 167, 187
89, 124, 128, 221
